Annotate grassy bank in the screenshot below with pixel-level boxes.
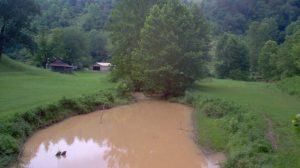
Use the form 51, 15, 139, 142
277, 76, 300, 97
0, 56, 114, 118
0, 90, 130, 167
182, 79, 300, 167
0, 56, 131, 167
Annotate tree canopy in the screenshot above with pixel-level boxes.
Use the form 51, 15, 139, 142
0, 0, 40, 59
216, 33, 249, 80
109, 0, 210, 95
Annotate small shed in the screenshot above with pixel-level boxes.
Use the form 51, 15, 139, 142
49, 59, 73, 73
93, 62, 111, 71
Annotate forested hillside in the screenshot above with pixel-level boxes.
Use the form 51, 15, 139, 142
201, 0, 300, 80
2, 0, 118, 68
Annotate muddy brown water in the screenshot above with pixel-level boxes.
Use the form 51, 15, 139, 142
19, 98, 225, 168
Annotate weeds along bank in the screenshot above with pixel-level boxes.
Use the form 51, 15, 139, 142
0, 90, 131, 168
277, 76, 300, 97
180, 92, 273, 168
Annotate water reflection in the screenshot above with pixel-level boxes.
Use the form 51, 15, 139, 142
24, 138, 107, 168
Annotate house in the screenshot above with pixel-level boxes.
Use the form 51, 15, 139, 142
92, 62, 111, 71
49, 59, 73, 73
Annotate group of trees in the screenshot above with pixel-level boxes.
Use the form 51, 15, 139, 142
2, 0, 300, 94
258, 27, 300, 79
109, 0, 210, 95
202, 0, 300, 35
0, 0, 40, 59
1, 0, 115, 68
209, 0, 300, 80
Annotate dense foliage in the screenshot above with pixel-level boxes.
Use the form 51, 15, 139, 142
202, 0, 300, 80
0, 0, 40, 59
202, 0, 300, 35
108, 0, 160, 84
109, 0, 210, 95
2, 0, 116, 67
215, 34, 249, 80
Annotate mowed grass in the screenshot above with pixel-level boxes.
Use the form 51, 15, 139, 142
194, 79, 300, 167
0, 56, 114, 118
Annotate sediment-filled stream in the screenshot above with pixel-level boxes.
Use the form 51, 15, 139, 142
20, 98, 224, 168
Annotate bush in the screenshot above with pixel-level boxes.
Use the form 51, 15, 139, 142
0, 134, 20, 155
277, 76, 300, 97
292, 114, 300, 131
229, 69, 249, 81
198, 98, 241, 119
116, 79, 134, 97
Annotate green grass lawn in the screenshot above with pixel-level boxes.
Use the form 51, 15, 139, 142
0, 56, 114, 118
193, 79, 300, 167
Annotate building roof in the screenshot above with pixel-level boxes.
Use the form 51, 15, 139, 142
93, 62, 111, 67
50, 59, 73, 68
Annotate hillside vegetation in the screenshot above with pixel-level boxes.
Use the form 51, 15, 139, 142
183, 79, 300, 167
0, 56, 113, 118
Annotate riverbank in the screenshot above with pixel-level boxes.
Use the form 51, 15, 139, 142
19, 98, 223, 168
0, 90, 131, 168
178, 79, 300, 167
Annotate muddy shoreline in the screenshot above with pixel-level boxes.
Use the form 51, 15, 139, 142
18, 95, 225, 168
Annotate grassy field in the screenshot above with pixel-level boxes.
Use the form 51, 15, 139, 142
190, 79, 300, 167
0, 56, 114, 118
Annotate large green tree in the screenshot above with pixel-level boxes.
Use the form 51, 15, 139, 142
88, 30, 108, 62
137, 0, 210, 95
246, 18, 278, 71
108, 0, 160, 81
0, 0, 40, 59
54, 27, 90, 68
276, 29, 300, 77
258, 40, 279, 79
216, 33, 250, 80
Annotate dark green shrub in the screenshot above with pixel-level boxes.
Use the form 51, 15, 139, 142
229, 69, 249, 81
0, 118, 31, 141
20, 110, 42, 128
199, 99, 239, 118
0, 134, 20, 155
0, 155, 17, 168
116, 79, 134, 97
59, 97, 85, 114
183, 91, 197, 105
292, 114, 300, 131
103, 91, 115, 103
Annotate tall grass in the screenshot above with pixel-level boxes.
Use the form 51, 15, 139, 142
181, 79, 300, 167
182, 92, 272, 167
277, 76, 300, 97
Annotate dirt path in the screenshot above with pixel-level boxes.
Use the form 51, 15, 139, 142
19, 98, 224, 168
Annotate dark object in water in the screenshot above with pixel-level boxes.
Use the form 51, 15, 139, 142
55, 151, 61, 157
61, 151, 67, 156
